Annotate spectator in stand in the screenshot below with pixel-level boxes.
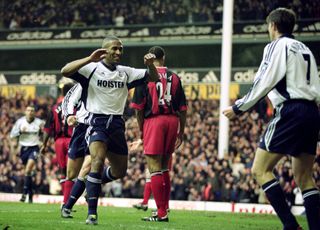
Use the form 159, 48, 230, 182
2, 0, 320, 29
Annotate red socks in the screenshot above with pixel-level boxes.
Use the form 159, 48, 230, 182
142, 181, 152, 204
63, 180, 74, 204
150, 172, 166, 218
162, 170, 170, 210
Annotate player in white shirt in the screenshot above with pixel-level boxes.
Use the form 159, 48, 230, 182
61, 35, 159, 225
10, 105, 44, 203
223, 8, 320, 230
60, 83, 92, 218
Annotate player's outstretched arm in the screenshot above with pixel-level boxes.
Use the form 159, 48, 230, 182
222, 106, 237, 120
61, 49, 107, 77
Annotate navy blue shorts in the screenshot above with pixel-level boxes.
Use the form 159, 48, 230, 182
68, 123, 89, 159
20, 146, 40, 165
87, 114, 128, 155
259, 99, 320, 156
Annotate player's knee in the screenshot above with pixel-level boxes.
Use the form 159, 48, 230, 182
66, 171, 77, 180
251, 165, 265, 182
81, 165, 91, 176
91, 158, 104, 172
293, 173, 313, 191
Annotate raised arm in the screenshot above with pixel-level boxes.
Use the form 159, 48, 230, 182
61, 48, 107, 77
144, 53, 158, 82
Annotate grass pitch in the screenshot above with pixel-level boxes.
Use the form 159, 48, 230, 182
0, 202, 307, 230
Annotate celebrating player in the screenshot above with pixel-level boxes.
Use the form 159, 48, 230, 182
223, 8, 320, 230
61, 35, 159, 225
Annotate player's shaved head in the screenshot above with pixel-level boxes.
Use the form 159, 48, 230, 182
148, 46, 165, 60
102, 35, 121, 48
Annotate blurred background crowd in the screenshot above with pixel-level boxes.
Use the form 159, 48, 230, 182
1, 0, 320, 29
1, 93, 319, 206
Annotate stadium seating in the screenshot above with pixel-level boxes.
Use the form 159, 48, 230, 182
2, 0, 319, 29
1, 94, 319, 205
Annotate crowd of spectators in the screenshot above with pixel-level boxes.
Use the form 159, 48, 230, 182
1, 0, 319, 29
1, 92, 319, 206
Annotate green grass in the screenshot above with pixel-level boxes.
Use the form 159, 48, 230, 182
0, 202, 308, 230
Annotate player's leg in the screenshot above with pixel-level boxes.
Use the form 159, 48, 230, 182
133, 168, 151, 211
161, 115, 179, 213
162, 154, 172, 212
63, 123, 89, 216
102, 150, 128, 183
143, 154, 168, 221
85, 141, 106, 225
292, 153, 320, 230
62, 138, 73, 205
54, 138, 68, 202
62, 155, 91, 218
101, 126, 129, 184
252, 148, 300, 229
21, 158, 36, 203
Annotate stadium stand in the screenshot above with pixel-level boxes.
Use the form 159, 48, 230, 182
1, 0, 319, 29
1, 93, 319, 205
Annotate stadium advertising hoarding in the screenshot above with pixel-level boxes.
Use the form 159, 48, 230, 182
0, 69, 257, 85
0, 69, 251, 99
0, 20, 318, 43
1, 67, 319, 99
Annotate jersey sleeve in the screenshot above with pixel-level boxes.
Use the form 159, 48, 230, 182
130, 84, 147, 110
68, 62, 97, 85
62, 83, 82, 117
121, 66, 147, 84
10, 118, 21, 138
176, 79, 188, 112
232, 40, 287, 114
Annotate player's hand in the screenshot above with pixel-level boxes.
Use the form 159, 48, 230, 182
222, 106, 236, 120
144, 53, 156, 66
175, 133, 183, 149
89, 48, 108, 62
67, 115, 78, 126
128, 139, 143, 153
40, 144, 46, 155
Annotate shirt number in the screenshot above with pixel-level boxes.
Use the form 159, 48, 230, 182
302, 54, 310, 85
156, 81, 172, 106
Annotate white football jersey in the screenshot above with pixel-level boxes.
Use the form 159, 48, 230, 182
234, 35, 320, 113
70, 61, 146, 115
10, 117, 44, 146
62, 83, 89, 124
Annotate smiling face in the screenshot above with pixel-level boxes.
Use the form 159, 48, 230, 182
103, 39, 123, 65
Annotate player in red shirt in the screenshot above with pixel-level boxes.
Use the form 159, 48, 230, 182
41, 83, 74, 206
130, 46, 187, 222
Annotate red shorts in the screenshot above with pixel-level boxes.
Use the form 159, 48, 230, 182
55, 137, 71, 168
143, 115, 179, 155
